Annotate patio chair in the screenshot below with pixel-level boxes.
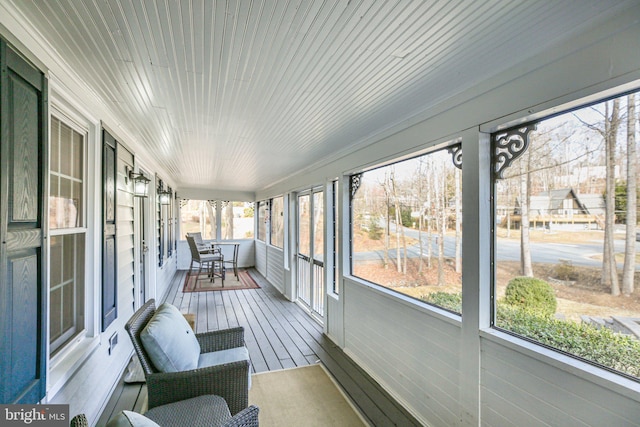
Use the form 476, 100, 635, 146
124, 299, 251, 415
187, 231, 221, 255
186, 235, 225, 284
70, 395, 259, 427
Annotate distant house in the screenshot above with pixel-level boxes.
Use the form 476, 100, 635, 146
512, 188, 604, 230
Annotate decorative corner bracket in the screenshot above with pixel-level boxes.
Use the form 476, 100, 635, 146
492, 124, 537, 179
350, 173, 363, 199
447, 143, 462, 170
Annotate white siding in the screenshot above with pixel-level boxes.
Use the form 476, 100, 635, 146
325, 293, 343, 346
344, 279, 462, 426
255, 240, 267, 277
481, 337, 640, 427
266, 246, 285, 293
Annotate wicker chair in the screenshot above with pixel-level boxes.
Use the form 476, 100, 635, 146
70, 395, 259, 427
124, 299, 250, 415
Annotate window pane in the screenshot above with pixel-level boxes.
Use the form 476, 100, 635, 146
298, 195, 310, 255
493, 90, 640, 379
59, 121, 73, 177
270, 196, 284, 248
50, 233, 85, 355
180, 200, 216, 239
72, 131, 83, 180
51, 118, 60, 173
257, 201, 267, 242
49, 116, 84, 229
221, 201, 234, 240
313, 192, 323, 261
220, 201, 254, 240
49, 117, 87, 356
351, 145, 463, 313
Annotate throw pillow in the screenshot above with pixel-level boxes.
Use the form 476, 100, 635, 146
140, 303, 200, 372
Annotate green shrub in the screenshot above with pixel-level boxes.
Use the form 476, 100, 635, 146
496, 305, 640, 377
367, 218, 383, 240
504, 276, 557, 317
418, 290, 640, 378
422, 292, 462, 313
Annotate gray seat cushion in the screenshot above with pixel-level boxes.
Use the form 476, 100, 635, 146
144, 395, 232, 427
198, 346, 252, 388
140, 303, 201, 372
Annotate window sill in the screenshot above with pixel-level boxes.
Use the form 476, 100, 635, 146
344, 274, 462, 327
480, 327, 640, 401
47, 334, 100, 400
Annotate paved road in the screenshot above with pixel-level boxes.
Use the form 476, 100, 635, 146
354, 224, 639, 270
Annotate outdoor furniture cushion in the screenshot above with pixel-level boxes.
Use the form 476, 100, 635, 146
140, 303, 201, 372
198, 347, 252, 388
106, 411, 160, 427
144, 395, 235, 426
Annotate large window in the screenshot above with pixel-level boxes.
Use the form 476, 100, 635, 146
257, 201, 267, 242
221, 201, 255, 240
492, 90, 640, 379
49, 116, 86, 355
350, 143, 463, 313
181, 200, 254, 240
270, 196, 284, 248
180, 200, 217, 239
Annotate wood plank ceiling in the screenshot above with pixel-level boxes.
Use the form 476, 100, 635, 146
8, 0, 636, 192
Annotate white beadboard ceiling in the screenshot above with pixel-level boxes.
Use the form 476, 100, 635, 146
7, 0, 637, 193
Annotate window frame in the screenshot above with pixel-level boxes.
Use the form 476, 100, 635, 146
348, 140, 463, 314
257, 200, 268, 242
48, 112, 88, 356
488, 86, 640, 382
270, 196, 285, 249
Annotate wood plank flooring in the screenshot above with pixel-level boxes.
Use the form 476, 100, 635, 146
98, 269, 420, 426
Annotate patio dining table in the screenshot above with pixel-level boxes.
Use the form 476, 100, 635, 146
213, 241, 240, 279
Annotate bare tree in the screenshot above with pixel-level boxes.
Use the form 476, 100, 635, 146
379, 173, 392, 269
603, 99, 621, 295
205, 201, 216, 238
390, 170, 407, 274
223, 202, 234, 240
436, 163, 446, 285
415, 158, 426, 274
520, 149, 534, 277
622, 93, 637, 295
454, 167, 462, 274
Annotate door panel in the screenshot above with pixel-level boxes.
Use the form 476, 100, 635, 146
0, 40, 47, 403
296, 190, 325, 319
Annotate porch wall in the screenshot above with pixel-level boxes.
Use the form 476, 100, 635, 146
255, 240, 286, 295
257, 8, 640, 427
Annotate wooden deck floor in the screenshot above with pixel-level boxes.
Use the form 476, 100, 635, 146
99, 269, 420, 426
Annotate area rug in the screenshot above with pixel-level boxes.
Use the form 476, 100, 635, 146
249, 364, 366, 427
182, 268, 260, 293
